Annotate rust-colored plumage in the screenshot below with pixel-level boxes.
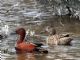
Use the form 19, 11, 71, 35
15, 28, 35, 53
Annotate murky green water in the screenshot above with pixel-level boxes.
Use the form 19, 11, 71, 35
0, 0, 80, 60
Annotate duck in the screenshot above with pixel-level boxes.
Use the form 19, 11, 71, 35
15, 28, 36, 53
15, 28, 48, 54
46, 28, 73, 45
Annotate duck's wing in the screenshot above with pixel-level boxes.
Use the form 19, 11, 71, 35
59, 37, 73, 45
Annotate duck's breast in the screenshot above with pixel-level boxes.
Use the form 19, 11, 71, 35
17, 42, 35, 51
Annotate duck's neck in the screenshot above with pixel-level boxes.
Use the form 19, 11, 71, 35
17, 35, 25, 44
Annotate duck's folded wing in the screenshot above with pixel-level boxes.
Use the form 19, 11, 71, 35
59, 37, 73, 45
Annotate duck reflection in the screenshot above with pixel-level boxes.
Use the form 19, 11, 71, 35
16, 53, 36, 60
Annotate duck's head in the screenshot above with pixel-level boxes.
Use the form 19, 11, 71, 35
45, 26, 56, 35
16, 28, 26, 37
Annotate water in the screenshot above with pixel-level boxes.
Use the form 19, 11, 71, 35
0, 34, 80, 60
0, 0, 80, 60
